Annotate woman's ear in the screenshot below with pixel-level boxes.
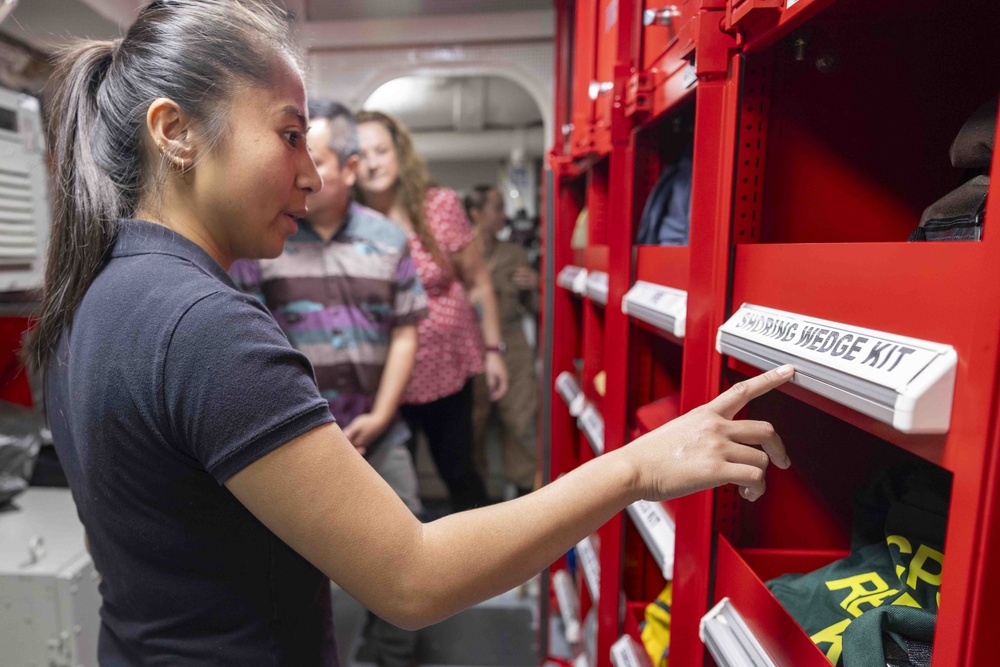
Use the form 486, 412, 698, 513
146, 98, 195, 172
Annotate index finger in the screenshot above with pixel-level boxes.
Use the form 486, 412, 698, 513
709, 365, 795, 420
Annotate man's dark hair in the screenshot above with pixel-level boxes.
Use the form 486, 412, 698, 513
308, 99, 360, 165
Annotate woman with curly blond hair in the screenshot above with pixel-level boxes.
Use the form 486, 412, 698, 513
354, 110, 508, 512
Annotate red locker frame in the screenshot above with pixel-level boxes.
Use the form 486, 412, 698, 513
545, 0, 1000, 665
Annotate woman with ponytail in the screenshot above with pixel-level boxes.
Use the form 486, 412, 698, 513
32, 1, 791, 665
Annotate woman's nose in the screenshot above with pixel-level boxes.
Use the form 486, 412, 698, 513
299, 154, 322, 194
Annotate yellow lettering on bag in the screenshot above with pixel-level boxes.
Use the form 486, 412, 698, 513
886, 535, 913, 581
811, 618, 852, 664
826, 573, 895, 617
848, 588, 899, 616
906, 545, 943, 592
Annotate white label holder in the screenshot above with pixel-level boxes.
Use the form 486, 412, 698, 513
578, 404, 605, 456
626, 500, 675, 579
558, 265, 589, 295
575, 535, 600, 601
717, 304, 957, 434
585, 271, 609, 305
611, 635, 653, 667
682, 62, 698, 89
553, 569, 582, 644
556, 372, 586, 417
623, 281, 687, 339
700, 597, 776, 667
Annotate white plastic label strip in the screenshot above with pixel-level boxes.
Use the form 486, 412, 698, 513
586, 271, 609, 305
558, 265, 588, 295
717, 303, 957, 433
611, 635, 653, 667
623, 281, 687, 338
626, 500, 675, 579
553, 569, 582, 644
556, 372, 585, 417
683, 63, 697, 89
576, 535, 600, 601
578, 404, 605, 455
700, 597, 776, 667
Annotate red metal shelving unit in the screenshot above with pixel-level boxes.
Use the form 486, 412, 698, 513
545, 0, 1000, 665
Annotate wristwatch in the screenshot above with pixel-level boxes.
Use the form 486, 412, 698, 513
484, 342, 507, 356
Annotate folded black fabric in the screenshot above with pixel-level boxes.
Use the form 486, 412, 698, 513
910, 175, 989, 241
636, 149, 692, 246
842, 606, 936, 667
950, 96, 997, 170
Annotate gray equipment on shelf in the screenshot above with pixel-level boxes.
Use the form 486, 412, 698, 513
0, 488, 100, 667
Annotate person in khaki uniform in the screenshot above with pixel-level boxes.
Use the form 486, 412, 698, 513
465, 185, 540, 498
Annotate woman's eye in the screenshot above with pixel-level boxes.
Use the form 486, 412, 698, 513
286, 131, 302, 148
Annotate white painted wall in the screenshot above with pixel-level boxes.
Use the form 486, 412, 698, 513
427, 160, 506, 197
301, 11, 555, 150
301, 11, 554, 218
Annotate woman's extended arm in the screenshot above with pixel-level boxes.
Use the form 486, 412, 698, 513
226, 365, 793, 630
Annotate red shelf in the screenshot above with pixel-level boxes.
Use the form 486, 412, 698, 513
548, 1, 1000, 664
623, 601, 645, 644
713, 536, 842, 666
634, 246, 690, 292
634, 394, 681, 436
627, 247, 690, 345
640, 1, 697, 77
585, 244, 609, 273
739, 0, 840, 54
648, 56, 697, 125
727, 358, 947, 466
731, 242, 1000, 474
739, 546, 850, 583
630, 318, 684, 347
731, 242, 992, 344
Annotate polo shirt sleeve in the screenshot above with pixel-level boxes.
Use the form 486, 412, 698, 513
392, 246, 429, 327
228, 259, 265, 304
162, 289, 335, 484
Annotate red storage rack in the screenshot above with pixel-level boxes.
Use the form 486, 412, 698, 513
545, 0, 1000, 665
569, 0, 600, 157
591, 0, 620, 155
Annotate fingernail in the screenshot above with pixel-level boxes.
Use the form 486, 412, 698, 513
783, 455, 792, 468
776, 364, 794, 377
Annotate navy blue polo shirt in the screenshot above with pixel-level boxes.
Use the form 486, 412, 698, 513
46, 219, 338, 666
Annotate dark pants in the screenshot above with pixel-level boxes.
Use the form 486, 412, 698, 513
402, 379, 489, 512
363, 611, 419, 667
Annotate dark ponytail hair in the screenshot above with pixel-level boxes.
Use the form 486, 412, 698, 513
26, 0, 296, 373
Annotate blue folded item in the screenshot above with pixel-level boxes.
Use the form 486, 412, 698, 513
636, 150, 693, 246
